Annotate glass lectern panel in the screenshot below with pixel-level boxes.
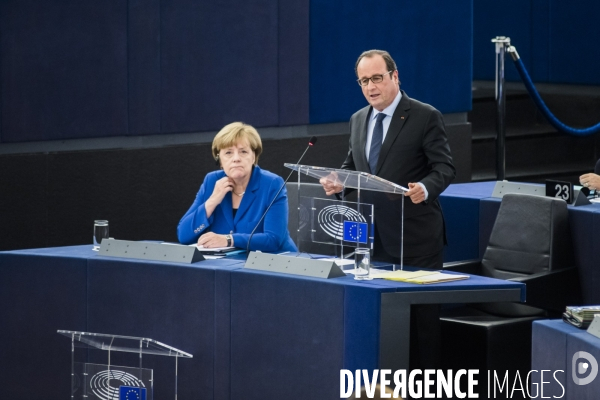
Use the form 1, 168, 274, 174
59, 330, 192, 400
297, 196, 374, 256
288, 163, 407, 270
58, 330, 192, 358
73, 362, 153, 400
285, 163, 407, 194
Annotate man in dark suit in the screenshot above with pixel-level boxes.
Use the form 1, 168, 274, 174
322, 49, 455, 270
321, 50, 455, 370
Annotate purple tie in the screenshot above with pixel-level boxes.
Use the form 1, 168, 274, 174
369, 113, 386, 173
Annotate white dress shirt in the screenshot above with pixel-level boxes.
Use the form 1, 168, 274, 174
365, 91, 402, 161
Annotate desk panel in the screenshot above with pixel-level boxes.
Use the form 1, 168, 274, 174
570, 206, 600, 304
440, 181, 496, 262
532, 320, 600, 400
566, 329, 600, 399
86, 257, 229, 399
0, 248, 90, 399
229, 269, 346, 400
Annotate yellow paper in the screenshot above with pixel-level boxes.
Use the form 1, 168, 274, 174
405, 272, 469, 284
381, 270, 438, 282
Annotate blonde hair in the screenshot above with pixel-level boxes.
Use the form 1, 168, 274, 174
212, 122, 263, 165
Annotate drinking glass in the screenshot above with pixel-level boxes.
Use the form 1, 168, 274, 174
354, 248, 372, 280
93, 220, 109, 251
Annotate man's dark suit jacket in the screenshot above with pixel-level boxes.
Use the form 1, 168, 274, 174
341, 90, 455, 259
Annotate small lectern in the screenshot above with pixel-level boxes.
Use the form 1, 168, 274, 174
58, 330, 192, 400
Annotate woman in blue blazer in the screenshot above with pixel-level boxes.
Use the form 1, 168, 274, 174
177, 122, 297, 253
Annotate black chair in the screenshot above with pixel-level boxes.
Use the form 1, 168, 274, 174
440, 193, 580, 395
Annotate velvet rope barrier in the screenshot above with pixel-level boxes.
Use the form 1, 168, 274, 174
509, 47, 600, 136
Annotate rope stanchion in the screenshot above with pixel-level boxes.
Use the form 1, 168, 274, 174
508, 46, 600, 136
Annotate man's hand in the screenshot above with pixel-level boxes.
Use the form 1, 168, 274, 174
319, 172, 344, 196
404, 182, 426, 204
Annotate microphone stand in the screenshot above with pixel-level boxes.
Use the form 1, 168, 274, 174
246, 137, 317, 255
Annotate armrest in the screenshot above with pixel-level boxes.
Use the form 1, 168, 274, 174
442, 259, 481, 275
510, 267, 581, 313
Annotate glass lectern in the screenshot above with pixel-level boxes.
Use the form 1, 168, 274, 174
58, 330, 192, 400
284, 163, 408, 269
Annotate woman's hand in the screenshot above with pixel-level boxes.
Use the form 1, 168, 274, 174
209, 177, 235, 204
197, 232, 229, 248
205, 177, 235, 218
579, 173, 600, 191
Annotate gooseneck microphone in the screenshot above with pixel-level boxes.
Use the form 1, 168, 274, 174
246, 136, 318, 255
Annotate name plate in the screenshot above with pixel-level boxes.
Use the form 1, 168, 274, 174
545, 180, 573, 203
244, 252, 345, 279
588, 314, 600, 340
98, 239, 204, 264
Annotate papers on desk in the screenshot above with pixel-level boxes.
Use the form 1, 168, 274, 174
187, 244, 243, 258
563, 305, 600, 328
343, 267, 391, 278
378, 269, 470, 284
189, 244, 235, 252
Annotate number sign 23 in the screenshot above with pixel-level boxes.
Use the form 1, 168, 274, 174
545, 180, 573, 203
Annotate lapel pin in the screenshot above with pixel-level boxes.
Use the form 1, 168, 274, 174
401, 116, 405, 120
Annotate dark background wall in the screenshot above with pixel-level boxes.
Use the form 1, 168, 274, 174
473, 0, 600, 83
308, 0, 473, 123
0, 0, 472, 143
0, 0, 310, 142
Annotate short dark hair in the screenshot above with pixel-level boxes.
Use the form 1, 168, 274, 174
355, 49, 398, 76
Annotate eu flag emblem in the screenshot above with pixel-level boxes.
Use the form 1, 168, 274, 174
343, 220, 368, 243
119, 386, 147, 400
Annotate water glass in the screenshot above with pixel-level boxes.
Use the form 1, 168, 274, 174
354, 247, 372, 280
93, 220, 109, 251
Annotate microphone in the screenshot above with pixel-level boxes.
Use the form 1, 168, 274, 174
246, 136, 317, 254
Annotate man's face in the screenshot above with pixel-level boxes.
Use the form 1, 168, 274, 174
356, 55, 399, 111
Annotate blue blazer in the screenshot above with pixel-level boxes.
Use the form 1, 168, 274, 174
177, 166, 297, 253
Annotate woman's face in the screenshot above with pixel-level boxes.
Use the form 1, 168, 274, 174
219, 139, 255, 181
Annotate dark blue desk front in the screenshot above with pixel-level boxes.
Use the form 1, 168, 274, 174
0, 245, 524, 399
532, 320, 600, 399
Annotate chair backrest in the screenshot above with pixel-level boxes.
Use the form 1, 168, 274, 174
481, 193, 573, 280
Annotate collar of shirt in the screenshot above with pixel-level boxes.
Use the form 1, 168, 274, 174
365, 90, 403, 160
370, 90, 402, 123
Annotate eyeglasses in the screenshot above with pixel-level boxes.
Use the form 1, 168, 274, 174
357, 71, 393, 86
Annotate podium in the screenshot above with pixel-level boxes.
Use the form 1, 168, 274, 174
284, 163, 408, 268
58, 330, 192, 400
